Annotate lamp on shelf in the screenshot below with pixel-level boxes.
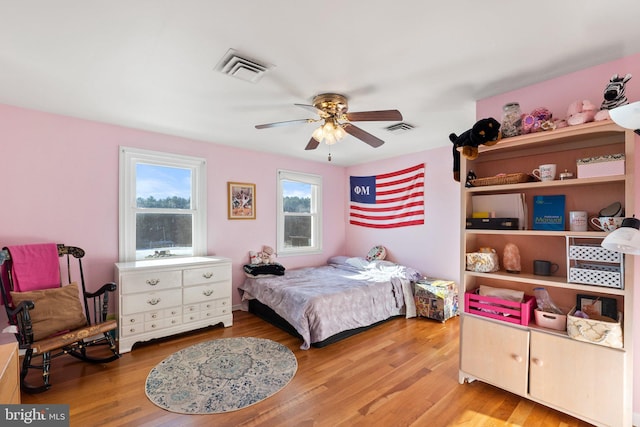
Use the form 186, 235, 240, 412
601, 217, 640, 254
609, 101, 640, 135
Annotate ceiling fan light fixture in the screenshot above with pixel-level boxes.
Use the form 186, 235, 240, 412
312, 126, 324, 142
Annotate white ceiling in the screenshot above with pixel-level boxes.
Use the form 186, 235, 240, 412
2, 1, 640, 166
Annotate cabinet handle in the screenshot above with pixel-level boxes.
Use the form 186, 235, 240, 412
146, 278, 160, 286
511, 354, 523, 363
203, 272, 213, 279
531, 358, 544, 367
147, 297, 161, 306
129, 318, 136, 323
203, 289, 214, 296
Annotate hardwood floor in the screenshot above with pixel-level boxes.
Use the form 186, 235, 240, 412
21, 311, 594, 427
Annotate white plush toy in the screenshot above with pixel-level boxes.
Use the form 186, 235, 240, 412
249, 245, 277, 265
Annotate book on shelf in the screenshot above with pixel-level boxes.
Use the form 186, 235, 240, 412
532, 195, 565, 230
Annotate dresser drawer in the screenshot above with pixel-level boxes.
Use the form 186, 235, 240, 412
120, 314, 144, 337
183, 264, 231, 286
120, 270, 182, 294
183, 281, 231, 304
121, 289, 182, 315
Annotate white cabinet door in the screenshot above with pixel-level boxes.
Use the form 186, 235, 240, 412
529, 331, 624, 427
460, 315, 529, 396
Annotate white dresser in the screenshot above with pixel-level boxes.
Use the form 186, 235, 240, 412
115, 256, 233, 353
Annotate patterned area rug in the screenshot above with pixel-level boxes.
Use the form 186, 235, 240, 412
145, 337, 297, 414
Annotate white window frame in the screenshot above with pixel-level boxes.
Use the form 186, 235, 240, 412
119, 147, 207, 262
277, 169, 322, 256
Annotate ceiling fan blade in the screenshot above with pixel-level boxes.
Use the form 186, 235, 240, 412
305, 137, 320, 150
345, 110, 402, 122
344, 124, 385, 148
295, 103, 322, 114
255, 118, 312, 129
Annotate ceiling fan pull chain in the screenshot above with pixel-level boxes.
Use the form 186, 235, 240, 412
328, 152, 332, 162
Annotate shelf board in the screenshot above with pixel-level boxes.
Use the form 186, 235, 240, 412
466, 174, 626, 193
464, 270, 625, 295
477, 120, 627, 154
464, 229, 608, 237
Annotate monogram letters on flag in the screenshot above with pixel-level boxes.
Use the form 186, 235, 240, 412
349, 163, 425, 228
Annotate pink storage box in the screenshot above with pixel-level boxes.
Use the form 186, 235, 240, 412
534, 308, 567, 331
576, 153, 625, 178
465, 290, 534, 326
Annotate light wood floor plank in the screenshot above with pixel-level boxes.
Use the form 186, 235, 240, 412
20, 311, 594, 427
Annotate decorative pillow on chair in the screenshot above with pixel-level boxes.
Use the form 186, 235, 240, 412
11, 282, 87, 341
366, 245, 387, 261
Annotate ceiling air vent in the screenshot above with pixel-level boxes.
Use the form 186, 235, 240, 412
385, 122, 414, 134
215, 48, 272, 83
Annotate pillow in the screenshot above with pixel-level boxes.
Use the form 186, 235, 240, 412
327, 256, 350, 267
10, 282, 87, 341
345, 257, 369, 270
366, 245, 387, 261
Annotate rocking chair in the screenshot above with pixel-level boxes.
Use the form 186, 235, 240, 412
0, 243, 119, 393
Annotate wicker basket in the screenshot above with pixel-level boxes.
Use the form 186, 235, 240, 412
470, 173, 534, 187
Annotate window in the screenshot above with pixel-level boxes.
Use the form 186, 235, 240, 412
119, 147, 206, 261
277, 170, 322, 255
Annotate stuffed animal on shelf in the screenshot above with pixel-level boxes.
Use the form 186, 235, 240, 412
594, 73, 632, 121
566, 99, 597, 126
450, 117, 502, 181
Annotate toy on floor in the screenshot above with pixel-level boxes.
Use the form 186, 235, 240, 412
450, 117, 502, 181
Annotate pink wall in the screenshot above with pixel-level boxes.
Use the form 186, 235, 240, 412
345, 147, 460, 281
476, 52, 640, 418
0, 103, 347, 306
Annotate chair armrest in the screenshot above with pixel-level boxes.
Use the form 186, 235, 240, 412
84, 282, 117, 298
6, 300, 35, 346
7, 300, 35, 317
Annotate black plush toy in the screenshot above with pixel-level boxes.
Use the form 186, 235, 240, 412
450, 117, 502, 181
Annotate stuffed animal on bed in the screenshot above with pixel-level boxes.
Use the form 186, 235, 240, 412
249, 245, 277, 265
450, 117, 502, 181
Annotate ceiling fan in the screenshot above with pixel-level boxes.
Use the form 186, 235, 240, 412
255, 93, 403, 150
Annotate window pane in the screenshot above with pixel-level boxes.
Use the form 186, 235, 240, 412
282, 180, 311, 213
136, 213, 193, 258
136, 163, 192, 209
284, 216, 311, 247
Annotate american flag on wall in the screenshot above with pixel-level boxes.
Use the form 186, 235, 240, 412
349, 163, 425, 228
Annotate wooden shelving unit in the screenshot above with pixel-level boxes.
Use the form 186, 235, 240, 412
458, 120, 634, 427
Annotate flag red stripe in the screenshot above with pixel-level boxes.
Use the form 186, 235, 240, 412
349, 219, 424, 229
377, 171, 425, 188
375, 163, 424, 180
349, 210, 422, 221
376, 183, 424, 197
350, 200, 424, 213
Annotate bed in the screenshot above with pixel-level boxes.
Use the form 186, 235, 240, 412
239, 256, 421, 349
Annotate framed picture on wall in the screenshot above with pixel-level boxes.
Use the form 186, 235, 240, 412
228, 182, 256, 220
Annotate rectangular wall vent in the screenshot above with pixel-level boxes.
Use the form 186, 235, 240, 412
385, 122, 414, 133
215, 48, 272, 83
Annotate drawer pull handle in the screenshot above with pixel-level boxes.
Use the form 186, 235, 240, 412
147, 298, 161, 306
203, 272, 213, 279
129, 319, 136, 323
203, 289, 214, 296
146, 278, 160, 286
